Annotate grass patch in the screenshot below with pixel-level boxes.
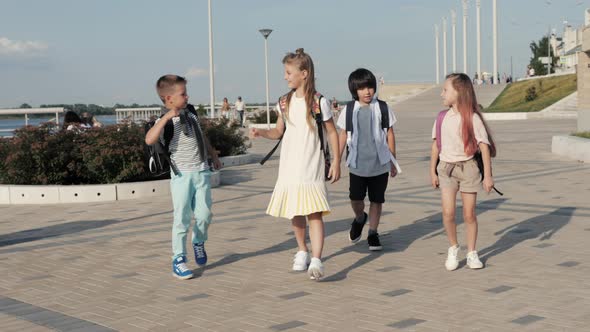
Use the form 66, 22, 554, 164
572, 132, 590, 139
485, 74, 577, 113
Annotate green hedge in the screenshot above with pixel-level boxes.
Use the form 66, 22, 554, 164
0, 118, 248, 185
250, 110, 278, 124
572, 132, 590, 139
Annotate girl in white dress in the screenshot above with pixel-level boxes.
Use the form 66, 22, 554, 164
250, 48, 340, 280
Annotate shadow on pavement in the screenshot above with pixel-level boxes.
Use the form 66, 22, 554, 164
478, 206, 575, 263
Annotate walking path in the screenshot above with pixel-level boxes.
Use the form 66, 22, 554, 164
1, 87, 589, 331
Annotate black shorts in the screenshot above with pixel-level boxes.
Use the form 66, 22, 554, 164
349, 172, 389, 203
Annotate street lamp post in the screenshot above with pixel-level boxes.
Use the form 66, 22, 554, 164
547, 26, 552, 75
451, 9, 457, 73
476, 0, 481, 82
493, 0, 499, 84
443, 17, 448, 77
259, 29, 273, 129
207, 0, 215, 118
462, 0, 469, 74
435, 24, 440, 84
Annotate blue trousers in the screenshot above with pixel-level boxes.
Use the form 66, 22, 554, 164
170, 170, 212, 259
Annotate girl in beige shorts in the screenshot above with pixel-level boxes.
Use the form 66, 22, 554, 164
429, 73, 497, 271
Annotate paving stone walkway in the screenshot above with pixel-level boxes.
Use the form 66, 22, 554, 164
1, 87, 589, 331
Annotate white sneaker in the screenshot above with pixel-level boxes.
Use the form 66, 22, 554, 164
292, 251, 311, 271
466, 251, 484, 269
445, 245, 460, 271
307, 257, 324, 280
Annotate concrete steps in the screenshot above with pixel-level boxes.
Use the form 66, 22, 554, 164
474, 84, 507, 108
531, 92, 578, 119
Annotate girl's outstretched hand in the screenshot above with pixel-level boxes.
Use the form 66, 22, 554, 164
328, 162, 340, 183
249, 128, 260, 139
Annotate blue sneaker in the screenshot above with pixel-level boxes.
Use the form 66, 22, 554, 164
193, 242, 207, 266
172, 256, 193, 280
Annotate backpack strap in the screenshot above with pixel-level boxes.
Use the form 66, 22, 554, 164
435, 110, 449, 151
162, 116, 174, 150
260, 93, 330, 165
377, 99, 389, 130
345, 101, 355, 133
260, 94, 288, 165
186, 104, 207, 163
312, 94, 330, 160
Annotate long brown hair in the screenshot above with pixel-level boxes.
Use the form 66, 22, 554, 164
446, 73, 496, 157
282, 48, 316, 129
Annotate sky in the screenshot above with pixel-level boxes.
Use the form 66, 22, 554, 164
0, 0, 589, 108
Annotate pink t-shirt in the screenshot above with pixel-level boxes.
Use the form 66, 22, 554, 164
432, 108, 490, 163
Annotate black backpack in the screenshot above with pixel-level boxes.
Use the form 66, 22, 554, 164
345, 99, 389, 133
343, 99, 389, 157
144, 104, 202, 177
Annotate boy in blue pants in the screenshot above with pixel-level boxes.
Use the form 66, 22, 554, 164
337, 68, 399, 251
146, 75, 222, 279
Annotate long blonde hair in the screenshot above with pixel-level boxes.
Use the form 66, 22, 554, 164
282, 48, 317, 129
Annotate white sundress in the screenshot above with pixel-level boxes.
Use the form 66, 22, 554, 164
266, 94, 333, 220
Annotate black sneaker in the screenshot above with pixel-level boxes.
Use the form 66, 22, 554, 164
367, 232, 382, 251
349, 212, 367, 243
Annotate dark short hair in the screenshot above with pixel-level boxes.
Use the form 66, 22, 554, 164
348, 68, 377, 100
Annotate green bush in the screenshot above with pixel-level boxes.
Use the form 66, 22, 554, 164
250, 109, 278, 124
202, 117, 249, 157
525, 86, 538, 102
0, 123, 146, 185
196, 104, 208, 117
572, 132, 590, 139
0, 120, 248, 185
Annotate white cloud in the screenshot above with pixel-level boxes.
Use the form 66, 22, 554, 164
185, 66, 209, 78
0, 37, 48, 56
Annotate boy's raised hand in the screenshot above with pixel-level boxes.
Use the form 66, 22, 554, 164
164, 108, 181, 119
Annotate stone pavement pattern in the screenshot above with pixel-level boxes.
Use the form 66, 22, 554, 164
1, 86, 589, 331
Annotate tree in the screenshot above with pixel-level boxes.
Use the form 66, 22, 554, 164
529, 36, 558, 76
19, 103, 32, 109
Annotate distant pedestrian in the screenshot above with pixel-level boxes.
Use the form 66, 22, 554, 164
221, 97, 231, 120
63, 111, 88, 131
235, 96, 246, 127
81, 112, 103, 128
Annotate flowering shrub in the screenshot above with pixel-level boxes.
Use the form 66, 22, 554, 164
0, 119, 247, 185
202, 117, 249, 157
250, 109, 278, 124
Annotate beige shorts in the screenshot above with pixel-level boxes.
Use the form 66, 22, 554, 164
437, 159, 481, 193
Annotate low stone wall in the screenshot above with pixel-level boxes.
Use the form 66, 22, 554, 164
552, 136, 590, 162
0, 153, 254, 205
483, 113, 530, 121
248, 123, 277, 129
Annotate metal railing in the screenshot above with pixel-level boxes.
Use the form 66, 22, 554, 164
115, 107, 162, 124
0, 108, 65, 137
115, 105, 264, 124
